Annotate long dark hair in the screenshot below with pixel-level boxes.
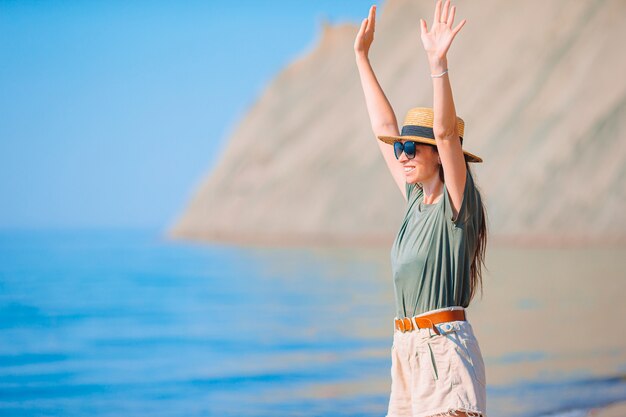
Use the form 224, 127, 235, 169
446, 160, 488, 303
420, 147, 489, 303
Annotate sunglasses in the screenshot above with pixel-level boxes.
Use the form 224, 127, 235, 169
393, 140, 418, 160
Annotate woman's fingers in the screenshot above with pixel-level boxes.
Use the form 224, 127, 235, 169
447, 5, 456, 27
433, 0, 441, 24
420, 18, 428, 35
452, 18, 466, 37
355, 18, 367, 46
358, 18, 367, 37
441, 0, 450, 23
367, 5, 376, 32
355, 18, 368, 51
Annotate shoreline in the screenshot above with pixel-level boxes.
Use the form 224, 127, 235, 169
589, 400, 626, 417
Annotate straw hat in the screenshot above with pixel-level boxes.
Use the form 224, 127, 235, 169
377, 107, 482, 163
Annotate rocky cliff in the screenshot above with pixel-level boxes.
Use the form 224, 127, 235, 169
168, 0, 626, 247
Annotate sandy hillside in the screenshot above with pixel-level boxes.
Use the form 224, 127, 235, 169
168, 0, 626, 247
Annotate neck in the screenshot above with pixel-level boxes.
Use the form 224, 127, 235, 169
420, 174, 443, 204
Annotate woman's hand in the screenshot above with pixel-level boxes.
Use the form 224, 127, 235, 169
354, 5, 377, 58
420, 0, 466, 63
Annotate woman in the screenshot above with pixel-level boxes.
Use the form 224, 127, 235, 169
354, 1, 488, 416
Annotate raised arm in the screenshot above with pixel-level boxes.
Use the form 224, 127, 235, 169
354, 5, 407, 201
420, 0, 467, 220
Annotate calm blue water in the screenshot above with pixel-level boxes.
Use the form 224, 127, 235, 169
1, 229, 625, 416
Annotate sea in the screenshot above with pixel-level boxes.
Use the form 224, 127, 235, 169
1, 229, 625, 416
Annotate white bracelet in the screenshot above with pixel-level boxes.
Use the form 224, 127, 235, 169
431, 69, 449, 78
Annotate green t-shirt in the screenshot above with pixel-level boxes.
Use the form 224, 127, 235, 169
390, 168, 483, 318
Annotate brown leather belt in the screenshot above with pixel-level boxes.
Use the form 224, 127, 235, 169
394, 309, 466, 335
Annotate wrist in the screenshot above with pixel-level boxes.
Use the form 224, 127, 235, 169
355, 52, 370, 62
427, 55, 448, 73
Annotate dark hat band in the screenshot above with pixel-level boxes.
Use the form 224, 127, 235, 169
400, 125, 463, 144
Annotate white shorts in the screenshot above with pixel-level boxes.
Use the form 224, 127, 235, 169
385, 306, 487, 417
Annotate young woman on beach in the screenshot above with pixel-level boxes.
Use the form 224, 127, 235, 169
354, 1, 488, 416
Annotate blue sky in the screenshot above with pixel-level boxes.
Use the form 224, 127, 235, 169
0, 0, 375, 230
